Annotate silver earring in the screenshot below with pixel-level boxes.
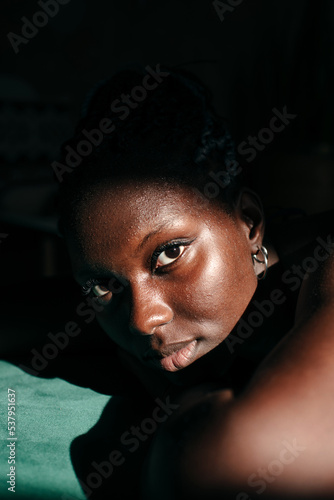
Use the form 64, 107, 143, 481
252, 245, 268, 280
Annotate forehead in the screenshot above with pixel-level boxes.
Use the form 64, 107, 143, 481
73, 180, 210, 234
66, 179, 232, 273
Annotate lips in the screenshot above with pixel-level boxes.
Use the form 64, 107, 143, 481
145, 339, 198, 372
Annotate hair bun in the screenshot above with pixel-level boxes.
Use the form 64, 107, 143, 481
57, 63, 240, 218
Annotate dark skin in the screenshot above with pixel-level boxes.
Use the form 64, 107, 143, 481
68, 181, 268, 372
64, 179, 334, 499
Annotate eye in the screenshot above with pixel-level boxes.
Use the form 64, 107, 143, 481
92, 284, 112, 305
155, 244, 186, 269
92, 284, 109, 298
81, 280, 113, 305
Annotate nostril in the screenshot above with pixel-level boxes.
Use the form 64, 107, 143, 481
127, 283, 174, 335
129, 306, 174, 336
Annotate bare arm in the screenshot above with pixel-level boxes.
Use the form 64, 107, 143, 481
145, 242, 334, 499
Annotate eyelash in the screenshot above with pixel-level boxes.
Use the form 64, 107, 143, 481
81, 278, 105, 297
81, 239, 194, 297
151, 239, 193, 272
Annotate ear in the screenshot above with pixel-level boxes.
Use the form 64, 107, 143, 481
233, 188, 265, 253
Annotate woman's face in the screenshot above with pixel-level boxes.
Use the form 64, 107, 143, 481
66, 180, 260, 374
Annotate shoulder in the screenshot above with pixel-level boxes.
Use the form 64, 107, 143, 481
264, 208, 334, 332
145, 371, 334, 499
264, 208, 334, 316
266, 208, 334, 260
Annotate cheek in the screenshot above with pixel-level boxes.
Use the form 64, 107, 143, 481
174, 241, 257, 331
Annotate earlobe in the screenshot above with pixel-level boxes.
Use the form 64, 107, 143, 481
235, 188, 265, 252
252, 245, 269, 280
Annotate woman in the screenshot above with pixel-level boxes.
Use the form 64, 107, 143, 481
56, 65, 334, 499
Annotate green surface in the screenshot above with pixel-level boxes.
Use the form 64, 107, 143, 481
0, 360, 110, 500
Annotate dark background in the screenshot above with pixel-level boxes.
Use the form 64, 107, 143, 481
1, 0, 333, 285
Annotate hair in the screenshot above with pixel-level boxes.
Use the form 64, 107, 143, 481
56, 64, 243, 235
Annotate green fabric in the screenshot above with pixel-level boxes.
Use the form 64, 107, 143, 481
0, 360, 110, 500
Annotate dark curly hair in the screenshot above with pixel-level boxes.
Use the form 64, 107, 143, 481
56, 64, 242, 235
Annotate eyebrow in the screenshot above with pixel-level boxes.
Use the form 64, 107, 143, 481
136, 221, 176, 253
75, 219, 180, 284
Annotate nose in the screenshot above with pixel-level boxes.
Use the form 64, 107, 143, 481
128, 281, 173, 335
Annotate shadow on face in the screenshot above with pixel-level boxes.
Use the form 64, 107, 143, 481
64, 179, 264, 376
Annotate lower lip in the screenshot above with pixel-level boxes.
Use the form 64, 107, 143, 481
159, 340, 198, 372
